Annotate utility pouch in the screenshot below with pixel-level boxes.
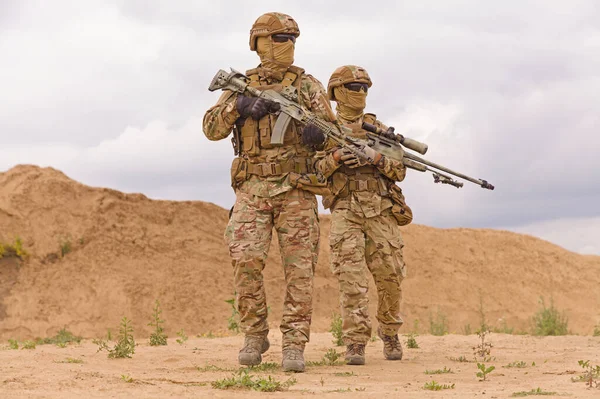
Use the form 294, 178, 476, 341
389, 184, 413, 226
289, 172, 331, 196
230, 157, 248, 189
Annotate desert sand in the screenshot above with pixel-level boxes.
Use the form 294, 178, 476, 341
1, 165, 600, 398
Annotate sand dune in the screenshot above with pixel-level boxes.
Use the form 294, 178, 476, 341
1, 164, 599, 340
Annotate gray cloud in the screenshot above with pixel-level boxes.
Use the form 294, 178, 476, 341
1, 0, 599, 254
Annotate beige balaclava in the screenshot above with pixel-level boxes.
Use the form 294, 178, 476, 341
256, 36, 294, 76
334, 86, 368, 121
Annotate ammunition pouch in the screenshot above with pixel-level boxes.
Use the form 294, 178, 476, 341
289, 172, 331, 196
388, 183, 413, 226
230, 157, 248, 189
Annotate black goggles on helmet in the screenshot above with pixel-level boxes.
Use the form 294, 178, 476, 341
344, 82, 369, 93
271, 34, 296, 43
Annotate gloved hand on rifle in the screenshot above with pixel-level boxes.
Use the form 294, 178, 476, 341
301, 123, 326, 147
333, 146, 383, 169
236, 94, 281, 120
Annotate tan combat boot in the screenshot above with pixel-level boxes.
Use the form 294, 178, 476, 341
238, 336, 270, 366
345, 343, 366, 365
378, 327, 403, 360
282, 348, 305, 372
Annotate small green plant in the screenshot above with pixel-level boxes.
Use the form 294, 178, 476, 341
593, 323, 600, 337
448, 355, 471, 363
22, 340, 36, 349
423, 380, 455, 391
473, 328, 492, 358
246, 362, 279, 372
307, 349, 344, 367
225, 296, 240, 333
95, 316, 136, 358
0, 237, 29, 260
329, 312, 343, 346
121, 374, 134, 383
571, 360, 600, 388
35, 327, 82, 347
532, 297, 568, 336
8, 339, 19, 350
370, 335, 378, 342
429, 308, 449, 336
148, 300, 168, 346
54, 357, 84, 364
334, 371, 356, 377
211, 369, 297, 392
511, 387, 559, 397
196, 364, 236, 372
406, 332, 419, 349
476, 363, 495, 381
504, 361, 528, 368
59, 236, 72, 257
425, 366, 453, 375
176, 329, 188, 345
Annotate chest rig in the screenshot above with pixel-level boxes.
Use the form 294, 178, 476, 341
337, 114, 390, 197
235, 66, 305, 157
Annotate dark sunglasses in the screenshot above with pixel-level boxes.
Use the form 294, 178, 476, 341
344, 82, 369, 93
272, 34, 296, 44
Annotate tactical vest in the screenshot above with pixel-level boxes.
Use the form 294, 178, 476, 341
336, 113, 390, 197
235, 66, 308, 157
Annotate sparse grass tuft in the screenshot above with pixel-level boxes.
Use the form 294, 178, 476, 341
54, 357, 84, 364
121, 374, 134, 383
307, 349, 344, 367
329, 312, 343, 346
429, 308, 449, 336
246, 362, 279, 372
211, 369, 297, 392
8, 339, 19, 350
22, 340, 36, 350
148, 300, 168, 346
176, 329, 188, 345
505, 361, 528, 368
511, 388, 559, 397
423, 381, 455, 391
196, 364, 236, 373
448, 355, 471, 363
593, 323, 600, 337
493, 319, 514, 334
425, 366, 453, 375
59, 236, 72, 257
35, 327, 82, 347
532, 297, 568, 336
0, 237, 29, 260
334, 371, 356, 377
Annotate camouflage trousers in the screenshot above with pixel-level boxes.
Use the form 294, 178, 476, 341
329, 207, 406, 344
225, 188, 320, 349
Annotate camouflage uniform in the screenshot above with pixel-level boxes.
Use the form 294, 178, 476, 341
203, 13, 333, 353
315, 66, 410, 349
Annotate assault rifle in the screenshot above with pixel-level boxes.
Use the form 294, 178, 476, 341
208, 68, 494, 190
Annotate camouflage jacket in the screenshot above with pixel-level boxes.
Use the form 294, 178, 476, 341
315, 113, 407, 217
203, 65, 334, 198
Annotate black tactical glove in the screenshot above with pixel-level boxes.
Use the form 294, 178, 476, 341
301, 123, 326, 147
236, 95, 280, 120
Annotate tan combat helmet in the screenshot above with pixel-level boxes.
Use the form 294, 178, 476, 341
249, 12, 300, 51
327, 65, 373, 100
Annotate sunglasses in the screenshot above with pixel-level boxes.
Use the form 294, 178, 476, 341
272, 34, 296, 44
344, 82, 369, 93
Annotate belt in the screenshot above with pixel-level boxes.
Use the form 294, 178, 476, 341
347, 178, 380, 192
246, 158, 312, 177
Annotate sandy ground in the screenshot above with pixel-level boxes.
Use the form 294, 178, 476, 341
1, 332, 599, 398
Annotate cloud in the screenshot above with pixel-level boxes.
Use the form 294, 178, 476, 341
1, 0, 599, 255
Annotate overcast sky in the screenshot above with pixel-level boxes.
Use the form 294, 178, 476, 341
1, 0, 599, 254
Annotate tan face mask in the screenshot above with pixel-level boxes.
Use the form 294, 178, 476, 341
256, 36, 294, 75
334, 86, 367, 121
